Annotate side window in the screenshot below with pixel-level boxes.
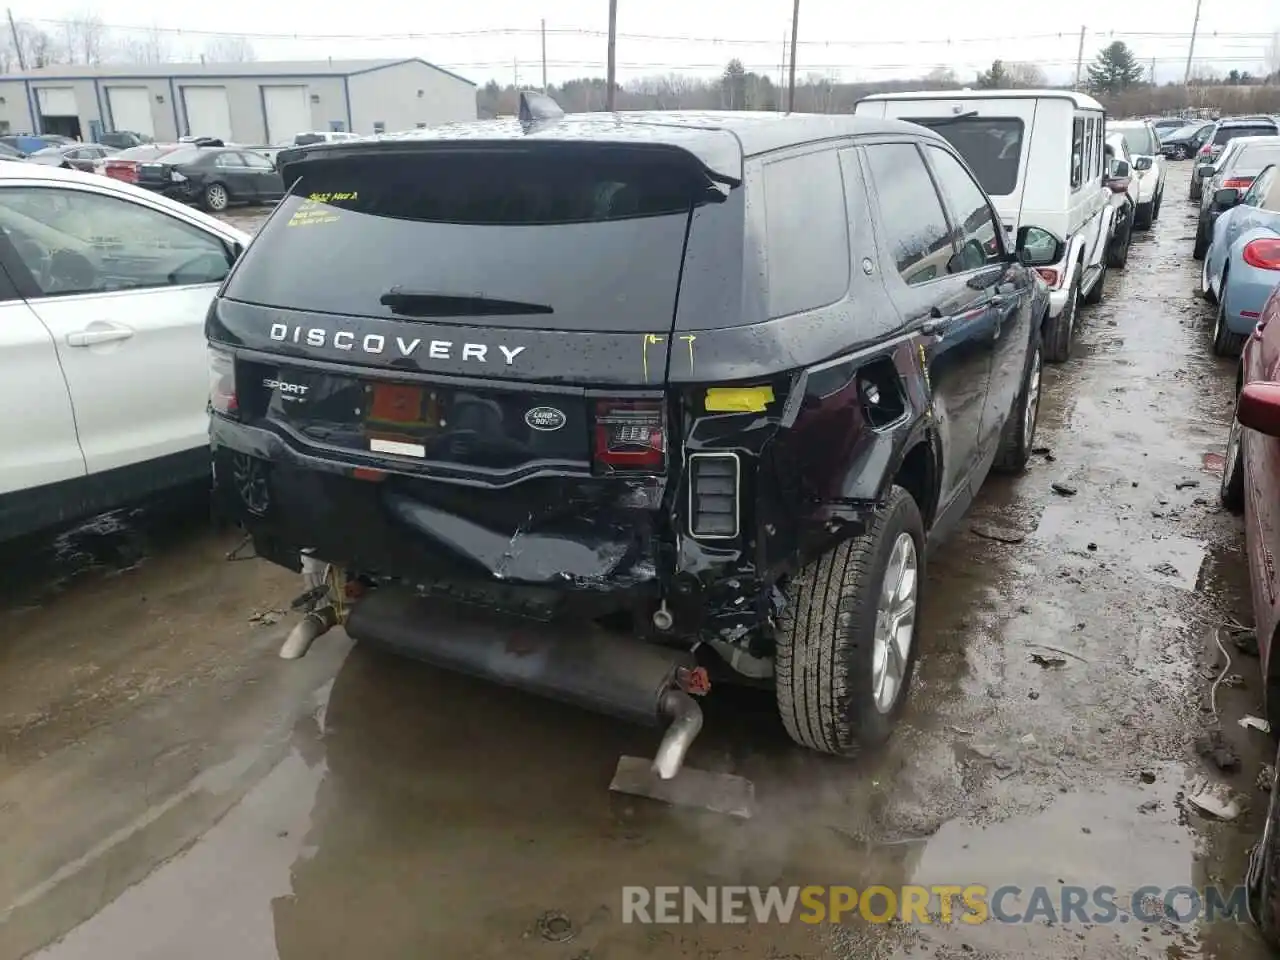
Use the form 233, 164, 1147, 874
1070, 118, 1085, 189
1085, 118, 1096, 182
761, 149, 850, 317
1096, 123, 1106, 177
215, 152, 245, 169
0, 186, 233, 298
241, 151, 273, 170
1245, 166, 1276, 205
926, 147, 1004, 272
864, 142, 953, 287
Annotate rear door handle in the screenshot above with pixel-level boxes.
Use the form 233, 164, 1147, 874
66, 325, 134, 347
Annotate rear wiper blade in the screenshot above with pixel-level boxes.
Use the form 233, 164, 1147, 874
379, 288, 554, 317
919, 111, 980, 125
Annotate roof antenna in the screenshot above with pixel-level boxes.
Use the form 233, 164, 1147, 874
519, 90, 564, 131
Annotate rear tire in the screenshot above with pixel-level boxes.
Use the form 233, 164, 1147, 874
1044, 272, 1080, 363
1201, 254, 1218, 304
776, 485, 924, 755
1152, 186, 1163, 221
1193, 217, 1211, 260
203, 181, 229, 213
1082, 257, 1107, 305
1221, 412, 1245, 514
1213, 294, 1247, 356
993, 341, 1042, 474
1134, 200, 1154, 230
1191, 177, 1202, 202
1107, 213, 1131, 268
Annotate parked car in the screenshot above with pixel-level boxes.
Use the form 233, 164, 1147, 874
1193, 118, 1280, 199
1160, 121, 1215, 160
134, 144, 285, 212
97, 131, 150, 149
0, 141, 23, 160
103, 143, 185, 184
0, 161, 249, 542
1201, 164, 1280, 354
292, 131, 361, 146
1193, 136, 1280, 259
25, 142, 117, 173
1106, 120, 1166, 228
207, 105, 1056, 767
1103, 133, 1137, 267
0, 134, 72, 156
1152, 116, 1190, 137
855, 89, 1116, 362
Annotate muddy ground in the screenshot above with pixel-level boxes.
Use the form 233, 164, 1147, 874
1, 163, 1274, 959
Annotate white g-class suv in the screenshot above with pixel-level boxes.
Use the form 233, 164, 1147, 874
855, 89, 1117, 363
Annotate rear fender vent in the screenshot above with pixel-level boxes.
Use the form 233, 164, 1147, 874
688, 452, 740, 540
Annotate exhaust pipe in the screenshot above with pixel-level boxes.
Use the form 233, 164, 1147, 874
344, 588, 703, 772
652, 689, 702, 780
279, 605, 338, 660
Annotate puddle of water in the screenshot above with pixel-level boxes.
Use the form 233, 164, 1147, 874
1033, 502, 1207, 591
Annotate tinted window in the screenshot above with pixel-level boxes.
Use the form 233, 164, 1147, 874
762, 150, 849, 318
1070, 118, 1085, 188
864, 142, 952, 287
926, 147, 1003, 271
913, 117, 1023, 196
1229, 143, 1280, 177
225, 149, 724, 331
1216, 124, 1278, 146
1245, 165, 1277, 205
241, 151, 274, 169
0, 186, 232, 297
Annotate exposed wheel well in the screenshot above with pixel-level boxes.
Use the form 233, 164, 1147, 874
893, 441, 937, 528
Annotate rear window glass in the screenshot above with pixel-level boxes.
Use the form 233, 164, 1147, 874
152, 147, 202, 165
762, 151, 849, 318
294, 134, 325, 145
1231, 143, 1280, 176
114, 145, 177, 161
914, 118, 1023, 196
1216, 124, 1277, 146
225, 149, 727, 332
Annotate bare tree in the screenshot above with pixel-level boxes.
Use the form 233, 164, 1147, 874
114, 26, 171, 65
203, 35, 256, 63
923, 65, 958, 89
1006, 62, 1047, 87
59, 12, 107, 64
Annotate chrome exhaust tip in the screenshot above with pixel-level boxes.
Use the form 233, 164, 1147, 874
651, 689, 703, 780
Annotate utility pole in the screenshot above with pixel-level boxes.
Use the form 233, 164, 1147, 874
541, 19, 548, 92
1074, 25, 1086, 90
513, 57, 519, 90
1150, 57, 1156, 84
606, 0, 618, 112
787, 0, 800, 112
1184, 0, 1203, 85
6, 8, 25, 71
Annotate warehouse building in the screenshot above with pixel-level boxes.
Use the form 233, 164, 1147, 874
0, 58, 477, 144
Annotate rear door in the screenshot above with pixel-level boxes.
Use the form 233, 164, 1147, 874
211, 151, 256, 200
862, 140, 996, 509
238, 150, 284, 200
0, 238, 85, 503
0, 181, 237, 474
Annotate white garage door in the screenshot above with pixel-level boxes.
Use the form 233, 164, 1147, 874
262, 85, 311, 144
182, 86, 232, 141
106, 87, 154, 138
36, 87, 77, 116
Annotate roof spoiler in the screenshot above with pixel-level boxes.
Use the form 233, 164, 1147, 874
519, 90, 564, 132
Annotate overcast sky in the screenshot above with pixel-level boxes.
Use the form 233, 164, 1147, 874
16, 0, 1279, 86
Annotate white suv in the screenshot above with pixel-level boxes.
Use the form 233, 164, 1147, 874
855, 89, 1117, 363
1105, 119, 1167, 229
0, 162, 250, 541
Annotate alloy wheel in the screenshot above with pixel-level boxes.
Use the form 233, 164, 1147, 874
872, 533, 918, 714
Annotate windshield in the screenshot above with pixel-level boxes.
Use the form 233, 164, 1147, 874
1215, 124, 1277, 146
1109, 126, 1156, 157
225, 148, 725, 331
28, 147, 62, 158
913, 117, 1024, 195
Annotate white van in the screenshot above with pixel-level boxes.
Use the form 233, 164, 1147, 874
855, 90, 1116, 362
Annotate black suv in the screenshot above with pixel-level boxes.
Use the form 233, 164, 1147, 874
207, 99, 1055, 768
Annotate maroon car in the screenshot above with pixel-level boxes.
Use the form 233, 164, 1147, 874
1222, 283, 1280, 942
25, 142, 117, 173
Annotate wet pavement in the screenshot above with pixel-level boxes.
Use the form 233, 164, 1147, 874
2, 163, 1277, 958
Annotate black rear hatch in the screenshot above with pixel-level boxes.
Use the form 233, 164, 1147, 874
214, 140, 739, 478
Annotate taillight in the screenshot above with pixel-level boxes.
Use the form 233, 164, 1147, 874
208, 346, 238, 416
1243, 238, 1280, 270
592, 398, 666, 472
1223, 177, 1254, 190
1036, 267, 1060, 287
1199, 144, 1212, 155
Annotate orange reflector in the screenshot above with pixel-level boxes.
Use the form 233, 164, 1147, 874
353, 467, 387, 482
